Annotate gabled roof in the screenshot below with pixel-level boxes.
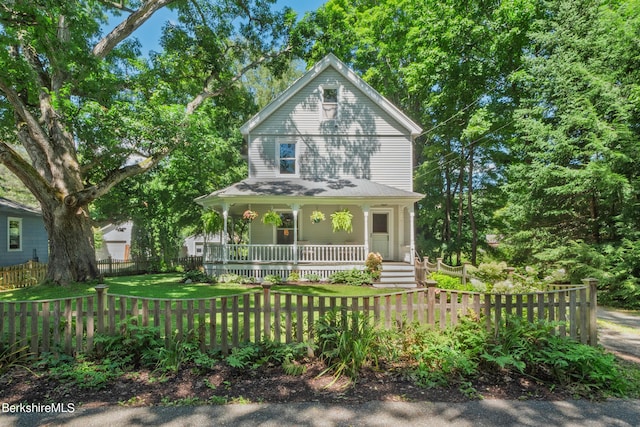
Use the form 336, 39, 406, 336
240, 53, 422, 137
0, 197, 41, 216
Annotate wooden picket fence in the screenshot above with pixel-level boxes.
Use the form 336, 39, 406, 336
0, 279, 598, 358
0, 257, 204, 288
0, 261, 47, 289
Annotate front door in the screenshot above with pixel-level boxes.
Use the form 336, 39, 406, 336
371, 212, 390, 259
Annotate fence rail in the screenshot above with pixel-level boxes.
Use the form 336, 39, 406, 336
0, 280, 598, 358
0, 257, 203, 288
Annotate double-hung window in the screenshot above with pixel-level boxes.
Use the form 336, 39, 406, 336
8, 217, 22, 251
278, 142, 297, 175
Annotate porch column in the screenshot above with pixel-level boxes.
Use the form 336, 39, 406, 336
362, 205, 370, 254
292, 204, 299, 264
409, 205, 416, 262
222, 204, 229, 265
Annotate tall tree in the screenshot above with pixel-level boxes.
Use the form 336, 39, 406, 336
504, 0, 640, 261
303, 0, 538, 264
0, 0, 297, 284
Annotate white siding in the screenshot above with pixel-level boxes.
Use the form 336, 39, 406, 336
248, 69, 414, 191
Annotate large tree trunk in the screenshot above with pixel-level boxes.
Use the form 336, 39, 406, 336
43, 203, 100, 283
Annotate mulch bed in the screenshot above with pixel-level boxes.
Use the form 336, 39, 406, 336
0, 359, 574, 409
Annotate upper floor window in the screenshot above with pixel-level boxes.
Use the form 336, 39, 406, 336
322, 87, 338, 120
8, 217, 22, 251
278, 142, 297, 175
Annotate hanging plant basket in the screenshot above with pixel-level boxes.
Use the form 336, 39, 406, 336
242, 210, 258, 222
330, 209, 353, 233
310, 210, 326, 224
262, 210, 283, 227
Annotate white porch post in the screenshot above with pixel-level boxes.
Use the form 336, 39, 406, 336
222, 204, 229, 265
292, 204, 299, 264
363, 205, 370, 254
409, 205, 416, 262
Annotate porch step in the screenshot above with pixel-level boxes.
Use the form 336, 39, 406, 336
373, 263, 418, 288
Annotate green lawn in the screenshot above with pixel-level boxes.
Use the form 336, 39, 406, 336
0, 273, 394, 302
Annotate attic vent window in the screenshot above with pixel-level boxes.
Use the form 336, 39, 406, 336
322, 87, 338, 120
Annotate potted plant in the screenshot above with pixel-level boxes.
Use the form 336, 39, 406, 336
262, 210, 283, 227
330, 209, 353, 233
310, 210, 326, 224
242, 209, 258, 222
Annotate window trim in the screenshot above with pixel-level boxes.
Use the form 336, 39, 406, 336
276, 141, 299, 177
320, 85, 340, 121
7, 217, 22, 252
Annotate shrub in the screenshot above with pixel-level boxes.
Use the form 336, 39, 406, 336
403, 317, 487, 388
286, 272, 300, 282
225, 340, 309, 373
470, 261, 508, 286
263, 274, 282, 284
303, 273, 321, 282
482, 316, 628, 397
365, 252, 383, 280
328, 269, 373, 286
431, 272, 474, 292
181, 269, 213, 284
92, 318, 164, 369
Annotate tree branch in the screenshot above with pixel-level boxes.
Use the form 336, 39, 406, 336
93, 0, 175, 59
186, 46, 292, 114
0, 142, 53, 204
66, 148, 172, 207
0, 77, 56, 176
98, 0, 136, 14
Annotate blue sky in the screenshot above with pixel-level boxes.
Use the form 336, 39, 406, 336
128, 1, 326, 55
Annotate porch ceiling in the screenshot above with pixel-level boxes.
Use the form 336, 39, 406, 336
196, 177, 424, 208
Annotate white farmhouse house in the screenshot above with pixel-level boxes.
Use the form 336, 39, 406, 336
196, 54, 423, 283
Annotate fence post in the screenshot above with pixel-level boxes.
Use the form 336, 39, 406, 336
582, 278, 598, 346
436, 258, 443, 273
462, 262, 471, 285
262, 283, 272, 341
95, 284, 109, 335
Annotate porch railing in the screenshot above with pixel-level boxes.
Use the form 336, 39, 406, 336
205, 243, 367, 264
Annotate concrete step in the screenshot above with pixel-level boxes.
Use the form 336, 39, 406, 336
376, 263, 418, 288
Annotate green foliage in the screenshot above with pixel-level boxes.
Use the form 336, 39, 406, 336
181, 270, 213, 284
469, 262, 508, 285
404, 318, 487, 388
330, 209, 353, 233
303, 273, 321, 282
483, 316, 628, 397
431, 272, 473, 292
93, 319, 164, 370
263, 274, 282, 285
315, 309, 379, 383
286, 272, 300, 282
328, 269, 373, 286
0, 344, 30, 375
225, 340, 309, 372
310, 210, 326, 223
262, 210, 283, 227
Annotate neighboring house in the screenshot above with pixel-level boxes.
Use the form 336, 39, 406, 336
196, 54, 424, 280
96, 221, 133, 261
96, 221, 218, 260
0, 197, 49, 267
